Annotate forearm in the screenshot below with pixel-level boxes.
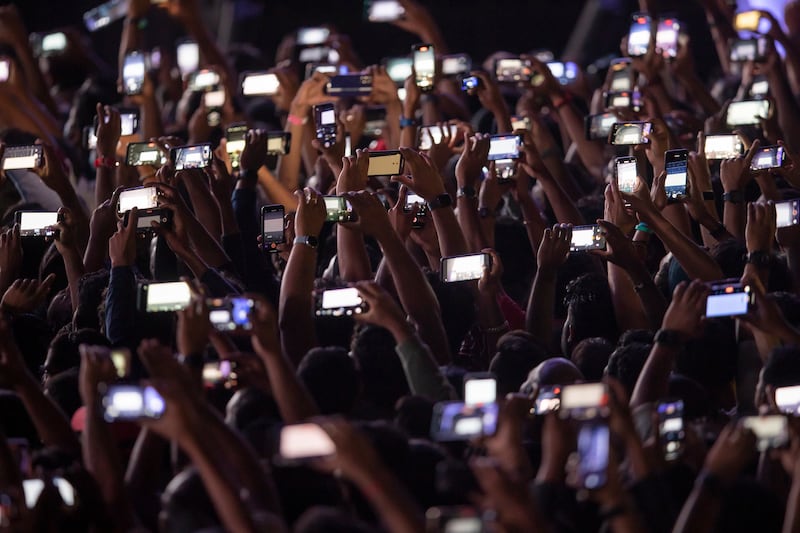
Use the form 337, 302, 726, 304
61, 247, 85, 311
539, 176, 584, 225
526, 270, 557, 352
257, 347, 319, 423
383, 102, 402, 149
183, 216, 231, 270
337, 227, 373, 281
520, 196, 546, 250
646, 212, 724, 281
768, 69, 800, 152
393, 326, 457, 401
173, 246, 211, 280
279, 246, 319, 364
15, 374, 80, 454
139, 94, 164, 142
276, 112, 307, 191
784, 468, 800, 533
608, 264, 650, 331
627, 264, 668, 330
350, 465, 424, 533
181, 16, 236, 95
183, 180, 223, 242
258, 166, 299, 209
456, 197, 487, 252
95, 166, 115, 207
673, 481, 723, 533
11, 39, 55, 113
55, 187, 90, 251
431, 206, 469, 257
630, 343, 678, 407
555, 102, 606, 173
675, 73, 721, 116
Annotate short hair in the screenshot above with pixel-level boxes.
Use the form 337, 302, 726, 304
428, 273, 476, 359
761, 345, 800, 389
677, 320, 738, 389
606, 342, 651, 397
297, 347, 360, 415
350, 325, 410, 417
571, 337, 614, 382
489, 330, 548, 396
45, 328, 110, 378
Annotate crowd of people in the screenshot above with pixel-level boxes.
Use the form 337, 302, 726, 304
2, 0, 800, 530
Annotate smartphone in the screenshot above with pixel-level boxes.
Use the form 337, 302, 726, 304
298, 46, 338, 64
101, 384, 165, 422
609, 58, 633, 91
15, 211, 60, 238
463, 373, 496, 407
126, 142, 166, 167
363, 106, 388, 136
570, 225, 606, 252
656, 17, 680, 59
326, 73, 373, 97
204, 88, 225, 126
366, 0, 405, 22
419, 124, 459, 150
314, 102, 337, 148
297, 27, 330, 46
225, 124, 247, 169
176, 41, 199, 77
171, 143, 212, 170
615, 156, 638, 194
137, 281, 192, 313
441, 53, 472, 76
122, 51, 146, 96
730, 37, 768, 62
664, 149, 688, 199
306, 63, 340, 80
546, 61, 578, 85
413, 44, 435, 92
202, 360, 238, 389
241, 71, 280, 96
207, 296, 254, 332
188, 69, 220, 91
404, 191, 427, 221
276, 423, 335, 463
430, 401, 499, 441
535, 385, 562, 414
84, 125, 98, 150
604, 90, 640, 110
110, 348, 131, 379
22, 478, 74, 508
511, 115, 531, 131
367, 150, 403, 177
323, 195, 356, 223
2, 145, 43, 171
494, 57, 532, 83
124, 207, 171, 233
440, 253, 491, 283
315, 287, 366, 317
461, 75, 480, 91
559, 382, 609, 420
267, 131, 292, 155
83, 0, 128, 32
384, 57, 413, 84
750, 78, 770, 97
742, 415, 789, 451
425, 507, 485, 533
734, 10, 765, 32
775, 199, 800, 228
118, 186, 158, 214
704, 134, 745, 159
576, 422, 609, 489
261, 204, 285, 251
658, 399, 685, 461
0, 58, 9, 83
94, 109, 139, 138
609, 121, 652, 145
775, 385, 800, 415
628, 13, 652, 57
750, 145, 784, 170
488, 133, 521, 181
726, 100, 771, 127
40, 32, 67, 55
584, 113, 618, 141
705, 280, 753, 318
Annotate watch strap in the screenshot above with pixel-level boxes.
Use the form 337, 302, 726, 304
654, 328, 685, 350
427, 193, 453, 210
457, 186, 476, 199
722, 190, 743, 204
293, 235, 319, 249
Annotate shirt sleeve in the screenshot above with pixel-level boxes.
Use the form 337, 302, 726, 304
395, 336, 457, 402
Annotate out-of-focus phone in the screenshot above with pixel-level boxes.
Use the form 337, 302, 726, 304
314, 102, 337, 148
95, 109, 139, 137
488, 133, 521, 181
126, 142, 166, 167
225, 124, 247, 169
40, 32, 67, 55
494, 57, 532, 83
463, 373, 496, 406
404, 191, 427, 227
297, 27, 330, 46
122, 51, 146, 95
101, 384, 165, 422
570, 225, 606, 252
2, 145, 43, 171
15, 211, 60, 238
137, 281, 192, 313
176, 40, 199, 77
202, 360, 238, 389
726, 99, 771, 127
656, 17, 680, 59
705, 280, 753, 318
118, 186, 158, 214
366, 0, 406, 22
546, 61, 578, 85
734, 10, 765, 32
461, 75, 480, 91
83, 0, 128, 32
22, 477, 75, 508
576, 422, 609, 489
730, 37, 768, 62
750, 77, 770, 97
261, 204, 285, 251
775, 199, 800, 228
704, 134, 745, 159
123, 207, 171, 234
326, 73, 373, 97
367, 150, 403, 177
750, 145, 784, 170
511, 115, 531, 131
440, 253, 491, 283
0, 58, 9, 83
305, 62, 340, 80
603, 90, 637, 110
628, 13, 652, 57
664, 149, 688, 199
188, 69, 220, 91
535, 385, 562, 414
171, 143, 212, 170
298, 46, 339, 64
384, 57, 413, 84
425, 506, 485, 533
84, 126, 98, 150
431, 401, 498, 441
315, 287, 366, 317
609, 58, 633, 91
110, 348, 131, 379
241, 71, 280, 96
559, 383, 609, 420
615, 156, 638, 194
204, 87, 225, 126
658, 399, 684, 461
323, 195, 356, 223
276, 423, 335, 464
742, 415, 789, 451
441, 53, 472, 76
419, 124, 459, 150
207, 296, 254, 332
267, 131, 292, 155
413, 43, 435, 92
775, 385, 800, 415
584, 112, 618, 141
609, 121, 652, 145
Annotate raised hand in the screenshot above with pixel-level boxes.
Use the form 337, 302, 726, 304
455, 133, 490, 190
537, 224, 571, 272
353, 280, 408, 331
293, 187, 327, 238
720, 139, 759, 193
239, 129, 268, 173
392, 148, 447, 202
661, 280, 709, 339
336, 149, 369, 194
478, 248, 504, 296
108, 208, 138, 267
0, 224, 22, 292
176, 289, 210, 357
345, 190, 395, 240
745, 202, 776, 254
592, 220, 641, 272
95, 103, 121, 159
0, 273, 56, 315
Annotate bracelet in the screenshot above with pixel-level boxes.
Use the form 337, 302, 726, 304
94, 156, 117, 169
399, 116, 418, 128
654, 328, 685, 350
722, 190, 744, 204
747, 250, 773, 268
457, 186, 476, 199
702, 191, 715, 201
551, 91, 572, 109
484, 321, 510, 334
635, 222, 653, 234
709, 222, 727, 239
287, 113, 308, 126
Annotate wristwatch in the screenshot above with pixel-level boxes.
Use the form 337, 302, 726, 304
457, 186, 476, 199
722, 190, 744, 204
293, 235, 319, 249
747, 250, 772, 268
654, 329, 685, 350
427, 193, 453, 210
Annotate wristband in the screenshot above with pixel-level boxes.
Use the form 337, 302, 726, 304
457, 186, 476, 199
427, 192, 452, 210
287, 113, 308, 126
551, 91, 572, 109
635, 222, 653, 234
747, 250, 772, 268
399, 116, 418, 128
702, 191, 716, 201
654, 329, 685, 350
722, 190, 744, 204
94, 156, 117, 169
293, 235, 319, 249
709, 222, 727, 240
239, 168, 259, 183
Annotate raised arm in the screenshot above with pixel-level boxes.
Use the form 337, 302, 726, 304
526, 224, 571, 352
